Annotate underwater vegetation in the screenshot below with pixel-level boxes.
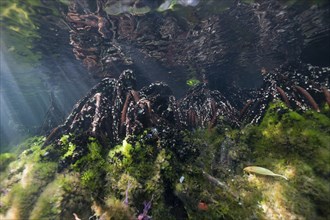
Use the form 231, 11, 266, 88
1, 1, 330, 219
1, 101, 329, 219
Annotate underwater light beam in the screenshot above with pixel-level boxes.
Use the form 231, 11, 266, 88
0, 49, 42, 147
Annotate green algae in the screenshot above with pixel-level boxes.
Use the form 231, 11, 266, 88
105, 137, 182, 219
251, 101, 330, 175
172, 101, 330, 219
0, 161, 57, 219
29, 173, 92, 220
1, 101, 329, 219
0, 137, 56, 219
93, 197, 136, 220
0, 153, 15, 172
0, 136, 92, 219
70, 138, 107, 192
243, 101, 330, 218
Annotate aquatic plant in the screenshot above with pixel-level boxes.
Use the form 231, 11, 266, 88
239, 101, 330, 218
0, 159, 57, 219
0, 153, 15, 172
173, 101, 330, 219
69, 138, 107, 192
29, 173, 92, 220
1, 101, 329, 219
105, 137, 181, 219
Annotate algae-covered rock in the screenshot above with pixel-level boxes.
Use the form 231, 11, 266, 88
29, 173, 92, 220
243, 101, 330, 218
0, 101, 329, 219
0, 138, 58, 219
173, 101, 330, 219
0, 153, 15, 172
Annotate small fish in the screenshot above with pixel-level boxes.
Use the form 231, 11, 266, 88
186, 78, 200, 87
243, 166, 288, 180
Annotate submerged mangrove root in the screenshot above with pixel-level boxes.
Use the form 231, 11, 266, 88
295, 85, 320, 112
276, 86, 291, 108
322, 87, 330, 107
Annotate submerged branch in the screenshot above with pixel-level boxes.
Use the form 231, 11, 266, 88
202, 170, 228, 189
202, 170, 240, 201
